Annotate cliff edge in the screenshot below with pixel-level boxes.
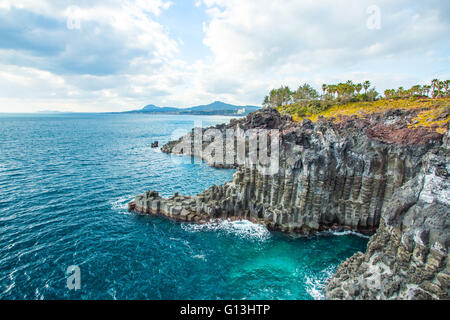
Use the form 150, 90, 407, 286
325, 126, 449, 299
129, 107, 449, 299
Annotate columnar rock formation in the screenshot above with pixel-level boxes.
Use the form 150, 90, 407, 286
129, 108, 449, 299
325, 126, 449, 299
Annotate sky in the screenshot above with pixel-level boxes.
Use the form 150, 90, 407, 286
0, 0, 449, 113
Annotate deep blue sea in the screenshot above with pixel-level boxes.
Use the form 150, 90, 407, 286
0, 113, 368, 300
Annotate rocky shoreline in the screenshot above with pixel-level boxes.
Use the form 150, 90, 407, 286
129, 108, 449, 300
325, 143, 449, 299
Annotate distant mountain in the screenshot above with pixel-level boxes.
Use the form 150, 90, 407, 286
36, 110, 68, 114
125, 101, 260, 116
140, 104, 179, 113
187, 101, 252, 112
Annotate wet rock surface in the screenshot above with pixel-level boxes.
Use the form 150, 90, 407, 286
130, 108, 448, 299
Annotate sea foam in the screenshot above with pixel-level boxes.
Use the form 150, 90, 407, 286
182, 219, 272, 242
304, 266, 336, 300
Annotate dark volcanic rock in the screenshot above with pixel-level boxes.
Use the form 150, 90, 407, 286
161, 108, 293, 168
131, 108, 449, 300
325, 126, 449, 300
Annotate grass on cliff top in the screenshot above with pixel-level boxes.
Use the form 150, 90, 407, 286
278, 98, 450, 134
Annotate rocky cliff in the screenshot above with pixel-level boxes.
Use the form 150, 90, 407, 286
129, 108, 448, 299
325, 126, 449, 299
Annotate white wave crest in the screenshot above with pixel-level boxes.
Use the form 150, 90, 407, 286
110, 195, 135, 214
328, 230, 371, 239
192, 254, 207, 261
304, 266, 336, 300
182, 219, 271, 242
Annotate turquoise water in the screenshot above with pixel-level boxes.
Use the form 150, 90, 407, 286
0, 113, 368, 300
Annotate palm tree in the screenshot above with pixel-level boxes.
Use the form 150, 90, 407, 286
356, 83, 363, 95
411, 85, 421, 97
431, 79, 439, 98
423, 85, 431, 97
438, 81, 445, 98
431, 79, 437, 90
322, 84, 328, 96
363, 81, 371, 94
391, 89, 396, 99
334, 84, 341, 100
346, 80, 355, 97
329, 85, 337, 99
415, 86, 422, 97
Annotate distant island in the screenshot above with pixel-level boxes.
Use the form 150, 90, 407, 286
122, 101, 261, 116
36, 110, 71, 114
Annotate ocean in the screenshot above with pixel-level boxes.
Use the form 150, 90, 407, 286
0, 113, 368, 300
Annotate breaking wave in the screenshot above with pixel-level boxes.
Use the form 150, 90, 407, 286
110, 195, 135, 214
181, 219, 272, 242
304, 266, 336, 300
329, 230, 371, 239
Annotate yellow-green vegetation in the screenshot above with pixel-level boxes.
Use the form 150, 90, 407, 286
278, 98, 450, 134
408, 100, 450, 134
265, 79, 450, 134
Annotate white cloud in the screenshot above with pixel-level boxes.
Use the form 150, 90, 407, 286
0, 0, 449, 112
193, 0, 449, 101
201, 0, 448, 72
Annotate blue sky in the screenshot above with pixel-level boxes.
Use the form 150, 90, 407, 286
0, 0, 449, 112
157, 1, 209, 63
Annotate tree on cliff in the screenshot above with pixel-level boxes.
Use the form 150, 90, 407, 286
262, 95, 271, 109
356, 83, 363, 95
382, 79, 449, 99
432, 79, 440, 98
423, 85, 431, 97
262, 86, 293, 108
322, 84, 328, 96
294, 84, 319, 102
366, 88, 379, 101
363, 81, 371, 94
267, 78, 448, 119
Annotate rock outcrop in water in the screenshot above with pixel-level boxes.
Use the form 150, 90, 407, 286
129, 108, 449, 300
